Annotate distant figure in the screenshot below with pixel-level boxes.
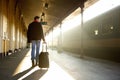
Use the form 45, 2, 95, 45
27, 16, 45, 67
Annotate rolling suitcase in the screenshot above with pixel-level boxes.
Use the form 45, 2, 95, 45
39, 42, 49, 68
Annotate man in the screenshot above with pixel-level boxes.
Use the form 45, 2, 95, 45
27, 16, 45, 67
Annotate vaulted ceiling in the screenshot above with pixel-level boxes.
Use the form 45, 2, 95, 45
19, 0, 98, 33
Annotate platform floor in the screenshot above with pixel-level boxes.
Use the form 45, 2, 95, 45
0, 48, 120, 80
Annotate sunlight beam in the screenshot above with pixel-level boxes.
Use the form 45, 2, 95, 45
40, 61, 75, 80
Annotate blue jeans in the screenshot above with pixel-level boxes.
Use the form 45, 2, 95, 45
31, 40, 41, 61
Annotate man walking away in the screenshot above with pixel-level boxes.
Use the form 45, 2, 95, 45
27, 16, 45, 67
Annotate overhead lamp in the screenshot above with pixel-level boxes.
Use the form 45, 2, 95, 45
44, 3, 49, 9
41, 18, 43, 22
41, 12, 45, 16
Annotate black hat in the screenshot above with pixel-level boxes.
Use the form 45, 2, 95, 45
34, 16, 40, 20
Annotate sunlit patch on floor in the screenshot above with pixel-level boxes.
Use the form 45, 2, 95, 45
12, 48, 75, 80
14, 60, 75, 80
17, 67, 40, 80
12, 51, 32, 76
40, 61, 75, 80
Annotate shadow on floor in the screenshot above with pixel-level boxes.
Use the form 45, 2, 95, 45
0, 49, 30, 80
12, 67, 48, 80
23, 69, 47, 80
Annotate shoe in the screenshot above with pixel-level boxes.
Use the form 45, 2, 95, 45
31, 60, 35, 67
36, 59, 39, 66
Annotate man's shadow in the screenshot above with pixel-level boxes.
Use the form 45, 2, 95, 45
12, 67, 48, 80
23, 69, 48, 80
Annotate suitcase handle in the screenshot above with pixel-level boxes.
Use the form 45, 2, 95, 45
42, 42, 47, 52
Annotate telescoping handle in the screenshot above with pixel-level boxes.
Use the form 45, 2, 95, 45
42, 42, 47, 52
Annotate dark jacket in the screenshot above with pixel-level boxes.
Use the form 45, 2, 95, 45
27, 21, 44, 43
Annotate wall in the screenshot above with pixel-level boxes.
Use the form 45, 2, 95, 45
0, 0, 27, 58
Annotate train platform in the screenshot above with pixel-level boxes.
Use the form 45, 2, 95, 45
0, 48, 120, 80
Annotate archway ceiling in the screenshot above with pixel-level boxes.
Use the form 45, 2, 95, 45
20, 0, 98, 33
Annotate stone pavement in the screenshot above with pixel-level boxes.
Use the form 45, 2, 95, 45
0, 48, 120, 80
